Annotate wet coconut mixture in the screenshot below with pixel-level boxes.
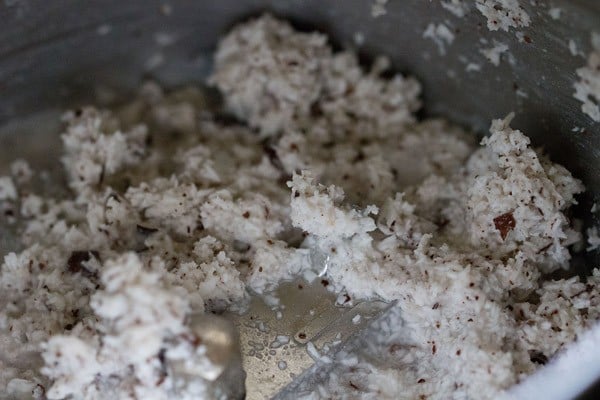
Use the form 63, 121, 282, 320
1, 15, 599, 400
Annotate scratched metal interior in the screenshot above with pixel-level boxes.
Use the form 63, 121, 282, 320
0, 1, 599, 399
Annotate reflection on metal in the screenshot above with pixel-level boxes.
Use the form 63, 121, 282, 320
226, 280, 391, 400
169, 313, 246, 399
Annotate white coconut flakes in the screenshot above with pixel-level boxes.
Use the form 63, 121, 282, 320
0, 14, 598, 400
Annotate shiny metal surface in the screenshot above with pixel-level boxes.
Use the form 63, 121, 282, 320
169, 313, 246, 398
225, 280, 390, 399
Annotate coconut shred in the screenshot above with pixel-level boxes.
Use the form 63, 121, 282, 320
1, 14, 599, 400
